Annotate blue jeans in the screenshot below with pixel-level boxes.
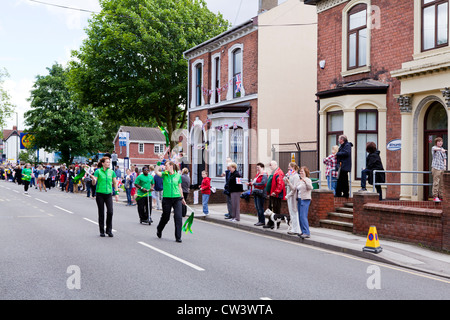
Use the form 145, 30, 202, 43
125, 187, 132, 205
202, 193, 210, 214
360, 168, 371, 189
327, 175, 337, 195
297, 199, 311, 235
254, 195, 265, 224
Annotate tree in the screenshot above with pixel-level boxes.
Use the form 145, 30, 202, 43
25, 63, 105, 164
68, 0, 229, 149
0, 68, 15, 138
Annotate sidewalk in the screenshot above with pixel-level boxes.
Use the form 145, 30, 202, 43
188, 203, 450, 280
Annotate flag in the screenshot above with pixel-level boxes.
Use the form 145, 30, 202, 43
235, 74, 242, 94
182, 210, 195, 234
73, 169, 86, 184
158, 126, 170, 147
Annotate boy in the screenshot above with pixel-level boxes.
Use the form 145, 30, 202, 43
431, 137, 447, 202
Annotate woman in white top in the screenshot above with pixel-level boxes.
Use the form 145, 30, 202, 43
296, 166, 313, 238
283, 162, 301, 235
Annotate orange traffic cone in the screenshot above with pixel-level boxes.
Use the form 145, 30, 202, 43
363, 226, 382, 253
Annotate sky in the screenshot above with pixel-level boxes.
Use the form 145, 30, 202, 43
0, 0, 286, 130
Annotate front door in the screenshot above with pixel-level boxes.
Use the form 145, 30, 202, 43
424, 102, 448, 199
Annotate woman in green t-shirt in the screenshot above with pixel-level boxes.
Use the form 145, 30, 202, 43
154, 159, 186, 243
22, 163, 32, 194
89, 157, 119, 237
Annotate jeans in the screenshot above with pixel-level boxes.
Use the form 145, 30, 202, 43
327, 175, 337, 195
360, 168, 371, 189
96, 193, 113, 234
297, 199, 311, 235
202, 193, 210, 214
125, 187, 132, 205
254, 195, 265, 224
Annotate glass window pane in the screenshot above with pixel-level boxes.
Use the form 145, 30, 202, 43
327, 135, 338, 154
230, 129, 244, 174
358, 28, 367, 66
358, 111, 376, 130
437, 3, 448, 45
423, 6, 436, 50
349, 33, 357, 68
356, 134, 378, 179
216, 130, 223, 177
233, 49, 242, 75
328, 112, 343, 132
349, 10, 367, 30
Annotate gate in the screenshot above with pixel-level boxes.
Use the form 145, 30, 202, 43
271, 141, 318, 172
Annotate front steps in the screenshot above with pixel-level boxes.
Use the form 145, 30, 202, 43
320, 202, 353, 232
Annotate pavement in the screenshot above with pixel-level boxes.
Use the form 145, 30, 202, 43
182, 202, 450, 280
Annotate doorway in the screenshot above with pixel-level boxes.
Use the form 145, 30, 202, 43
424, 102, 448, 199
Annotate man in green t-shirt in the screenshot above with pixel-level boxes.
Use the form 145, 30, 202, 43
134, 166, 155, 224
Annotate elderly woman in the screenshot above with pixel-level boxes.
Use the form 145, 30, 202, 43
297, 166, 313, 239
228, 162, 243, 222
283, 162, 301, 235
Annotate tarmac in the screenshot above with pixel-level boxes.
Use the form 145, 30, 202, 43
183, 202, 450, 281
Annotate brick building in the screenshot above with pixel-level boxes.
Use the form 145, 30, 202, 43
305, 0, 450, 200
184, 0, 317, 188
113, 126, 166, 167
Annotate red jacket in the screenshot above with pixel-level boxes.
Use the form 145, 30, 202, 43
201, 177, 211, 195
269, 167, 285, 200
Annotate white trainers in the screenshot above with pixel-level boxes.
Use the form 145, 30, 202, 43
433, 197, 441, 202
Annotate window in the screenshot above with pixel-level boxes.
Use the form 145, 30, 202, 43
154, 144, 164, 154
216, 130, 223, 177
230, 127, 244, 174
232, 49, 242, 98
348, 4, 368, 69
422, 0, 449, 51
138, 143, 144, 154
355, 110, 378, 179
195, 64, 202, 106
214, 57, 220, 103
327, 111, 343, 154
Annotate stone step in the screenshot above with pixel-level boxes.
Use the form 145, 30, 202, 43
327, 212, 354, 224
344, 202, 353, 208
335, 207, 354, 214
319, 219, 353, 232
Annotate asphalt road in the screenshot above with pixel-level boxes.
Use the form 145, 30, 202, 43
1, 180, 449, 301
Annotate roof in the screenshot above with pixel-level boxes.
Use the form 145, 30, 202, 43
113, 126, 166, 143
2, 129, 21, 141
316, 79, 389, 99
304, 0, 318, 5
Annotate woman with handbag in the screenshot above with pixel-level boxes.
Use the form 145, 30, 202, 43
283, 162, 301, 235
248, 163, 268, 226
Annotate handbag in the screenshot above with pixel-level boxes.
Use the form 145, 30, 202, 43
252, 188, 264, 196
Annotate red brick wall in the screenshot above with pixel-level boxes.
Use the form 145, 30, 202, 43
114, 139, 163, 166
316, 1, 415, 198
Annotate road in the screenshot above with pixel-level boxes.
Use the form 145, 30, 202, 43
1, 180, 449, 301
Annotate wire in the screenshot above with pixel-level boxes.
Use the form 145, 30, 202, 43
28, 0, 99, 14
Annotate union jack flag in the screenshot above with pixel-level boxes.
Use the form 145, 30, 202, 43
235, 74, 242, 94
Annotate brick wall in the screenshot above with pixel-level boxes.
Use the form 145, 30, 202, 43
114, 139, 163, 166
316, 1, 415, 199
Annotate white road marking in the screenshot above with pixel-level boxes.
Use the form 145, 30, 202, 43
54, 205, 73, 214
35, 198, 48, 204
138, 241, 205, 272
83, 218, 117, 232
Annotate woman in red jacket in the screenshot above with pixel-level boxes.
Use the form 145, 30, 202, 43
200, 170, 211, 215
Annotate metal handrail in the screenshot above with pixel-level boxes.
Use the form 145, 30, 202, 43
372, 170, 432, 193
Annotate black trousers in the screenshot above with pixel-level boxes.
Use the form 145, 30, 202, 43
23, 180, 30, 192
157, 197, 183, 241
96, 193, 113, 234
137, 196, 152, 221
182, 192, 189, 217
335, 170, 349, 198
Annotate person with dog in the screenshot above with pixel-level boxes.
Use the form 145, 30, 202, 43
264, 161, 285, 229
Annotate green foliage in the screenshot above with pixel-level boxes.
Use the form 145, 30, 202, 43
25, 63, 105, 164
68, 0, 229, 148
0, 68, 15, 137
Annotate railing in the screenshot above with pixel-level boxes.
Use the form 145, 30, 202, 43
372, 170, 432, 193
310, 170, 322, 189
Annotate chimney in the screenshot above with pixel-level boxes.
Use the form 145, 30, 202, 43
13, 126, 17, 131
258, 0, 278, 14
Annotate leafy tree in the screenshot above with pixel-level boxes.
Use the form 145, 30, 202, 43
68, 0, 229, 148
25, 63, 105, 164
0, 68, 15, 138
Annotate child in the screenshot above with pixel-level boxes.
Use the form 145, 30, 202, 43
323, 145, 339, 195
431, 137, 447, 202
200, 170, 211, 215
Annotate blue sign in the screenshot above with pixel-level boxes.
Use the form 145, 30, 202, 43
387, 139, 401, 151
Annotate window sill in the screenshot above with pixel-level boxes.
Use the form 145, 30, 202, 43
341, 66, 371, 78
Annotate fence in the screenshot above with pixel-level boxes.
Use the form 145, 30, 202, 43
372, 170, 432, 194
272, 141, 318, 173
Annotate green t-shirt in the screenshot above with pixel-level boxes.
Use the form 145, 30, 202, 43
94, 168, 116, 194
135, 173, 155, 197
162, 171, 182, 198
22, 168, 32, 182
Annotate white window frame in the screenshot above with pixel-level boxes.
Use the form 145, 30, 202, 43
190, 59, 205, 108
138, 143, 145, 154
154, 144, 164, 154
211, 52, 221, 105
227, 43, 245, 100
341, 0, 372, 77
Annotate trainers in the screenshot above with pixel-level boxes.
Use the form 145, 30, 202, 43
433, 197, 441, 202
358, 188, 367, 192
